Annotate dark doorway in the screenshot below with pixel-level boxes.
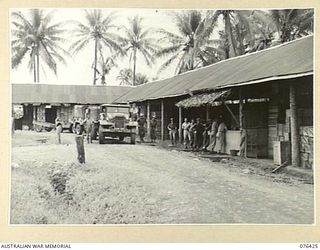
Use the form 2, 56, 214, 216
45, 106, 57, 123
14, 118, 22, 130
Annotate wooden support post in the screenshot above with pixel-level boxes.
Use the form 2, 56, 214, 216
223, 101, 239, 127
206, 105, 209, 121
75, 136, 85, 164
56, 124, 62, 144
147, 101, 151, 140
161, 100, 164, 141
289, 84, 300, 167
239, 88, 246, 157
178, 106, 182, 144
239, 88, 243, 129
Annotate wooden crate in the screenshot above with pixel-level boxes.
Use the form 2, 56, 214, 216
273, 141, 291, 165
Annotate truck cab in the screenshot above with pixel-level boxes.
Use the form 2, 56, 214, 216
98, 104, 137, 144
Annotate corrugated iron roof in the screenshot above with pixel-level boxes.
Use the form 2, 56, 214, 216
116, 35, 313, 103
12, 84, 133, 104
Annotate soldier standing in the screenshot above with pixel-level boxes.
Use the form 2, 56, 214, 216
55, 115, 62, 144
189, 119, 196, 149
167, 118, 177, 146
84, 112, 93, 143
217, 118, 228, 154
194, 118, 204, 150
182, 118, 191, 149
202, 119, 211, 150
137, 114, 146, 142
208, 118, 218, 152
150, 114, 157, 143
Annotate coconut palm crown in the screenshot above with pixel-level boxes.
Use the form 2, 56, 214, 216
155, 10, 220, 75
69, 9, 124, 85
269, 9, 314, 43
11, 9, 69, 83
119, 15, 159, 86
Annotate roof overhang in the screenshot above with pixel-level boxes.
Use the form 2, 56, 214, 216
175, 90, 231, 108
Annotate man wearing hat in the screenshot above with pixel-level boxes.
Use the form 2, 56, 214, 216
137, 113, 146, 142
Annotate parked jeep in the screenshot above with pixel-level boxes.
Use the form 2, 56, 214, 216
98, 104, 137, 144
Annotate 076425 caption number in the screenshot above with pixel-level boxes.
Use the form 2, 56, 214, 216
300, 244, 318, 249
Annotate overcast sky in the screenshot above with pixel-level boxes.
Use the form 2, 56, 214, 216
11, 8, 219, 86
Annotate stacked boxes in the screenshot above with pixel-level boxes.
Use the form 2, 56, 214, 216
300, 126, 313, 169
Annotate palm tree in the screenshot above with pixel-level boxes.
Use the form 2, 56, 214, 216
211, 10, 260, 59
69, 9, 124, 85
116, 68, 149, 86
135, 73, 149, 85
240, 9, 314, 53
11, 9, 69, 83
269, 9, 314, 43
94, 55, 117, 85
119, 15, 159, 86
155, 10, 219, 75
117, 68, 133, 85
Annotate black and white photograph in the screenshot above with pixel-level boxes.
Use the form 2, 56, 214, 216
10, 7, 314, 225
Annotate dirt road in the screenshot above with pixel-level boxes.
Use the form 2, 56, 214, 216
11, 131, 314, 224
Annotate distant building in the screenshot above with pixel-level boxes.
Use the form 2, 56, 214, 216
12, 84, 132, 131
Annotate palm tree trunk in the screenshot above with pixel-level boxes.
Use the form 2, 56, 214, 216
36, 43, 40, 83
33, 55, 37, 83
133, 48, 137, 86
289, 84, 300, 167
224, 11, 237, 58
224, 12, 230, 59
93, 37, 98, 86
190, 47, 195, 70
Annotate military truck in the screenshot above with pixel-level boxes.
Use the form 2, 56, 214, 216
98, 104, 137, 144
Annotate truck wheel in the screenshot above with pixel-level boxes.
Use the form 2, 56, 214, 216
45, 127, 53, 132
119, 135, 124, 141
76, 124, 83, 135
99, 132, 105, 144
35, 125, 42, 132
130, 134, 136, 144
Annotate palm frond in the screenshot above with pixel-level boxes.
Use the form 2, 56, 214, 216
69, 37, 90, 55
155, 44, 182, 57
157, 51, 181, 74
11, 46, 29, 68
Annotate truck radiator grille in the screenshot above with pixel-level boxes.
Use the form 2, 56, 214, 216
114, 118, 125, 128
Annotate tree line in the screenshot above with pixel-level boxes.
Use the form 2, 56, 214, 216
11, 9, 314, 86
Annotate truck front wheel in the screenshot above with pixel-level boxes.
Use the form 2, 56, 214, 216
130, 133, 136, 144
35, 125, 42, 132
99, 132, 105, 144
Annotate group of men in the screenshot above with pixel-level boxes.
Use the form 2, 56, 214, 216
168, 117, 228, 153
133, 112, 229, 154
136, 113, 157, 143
